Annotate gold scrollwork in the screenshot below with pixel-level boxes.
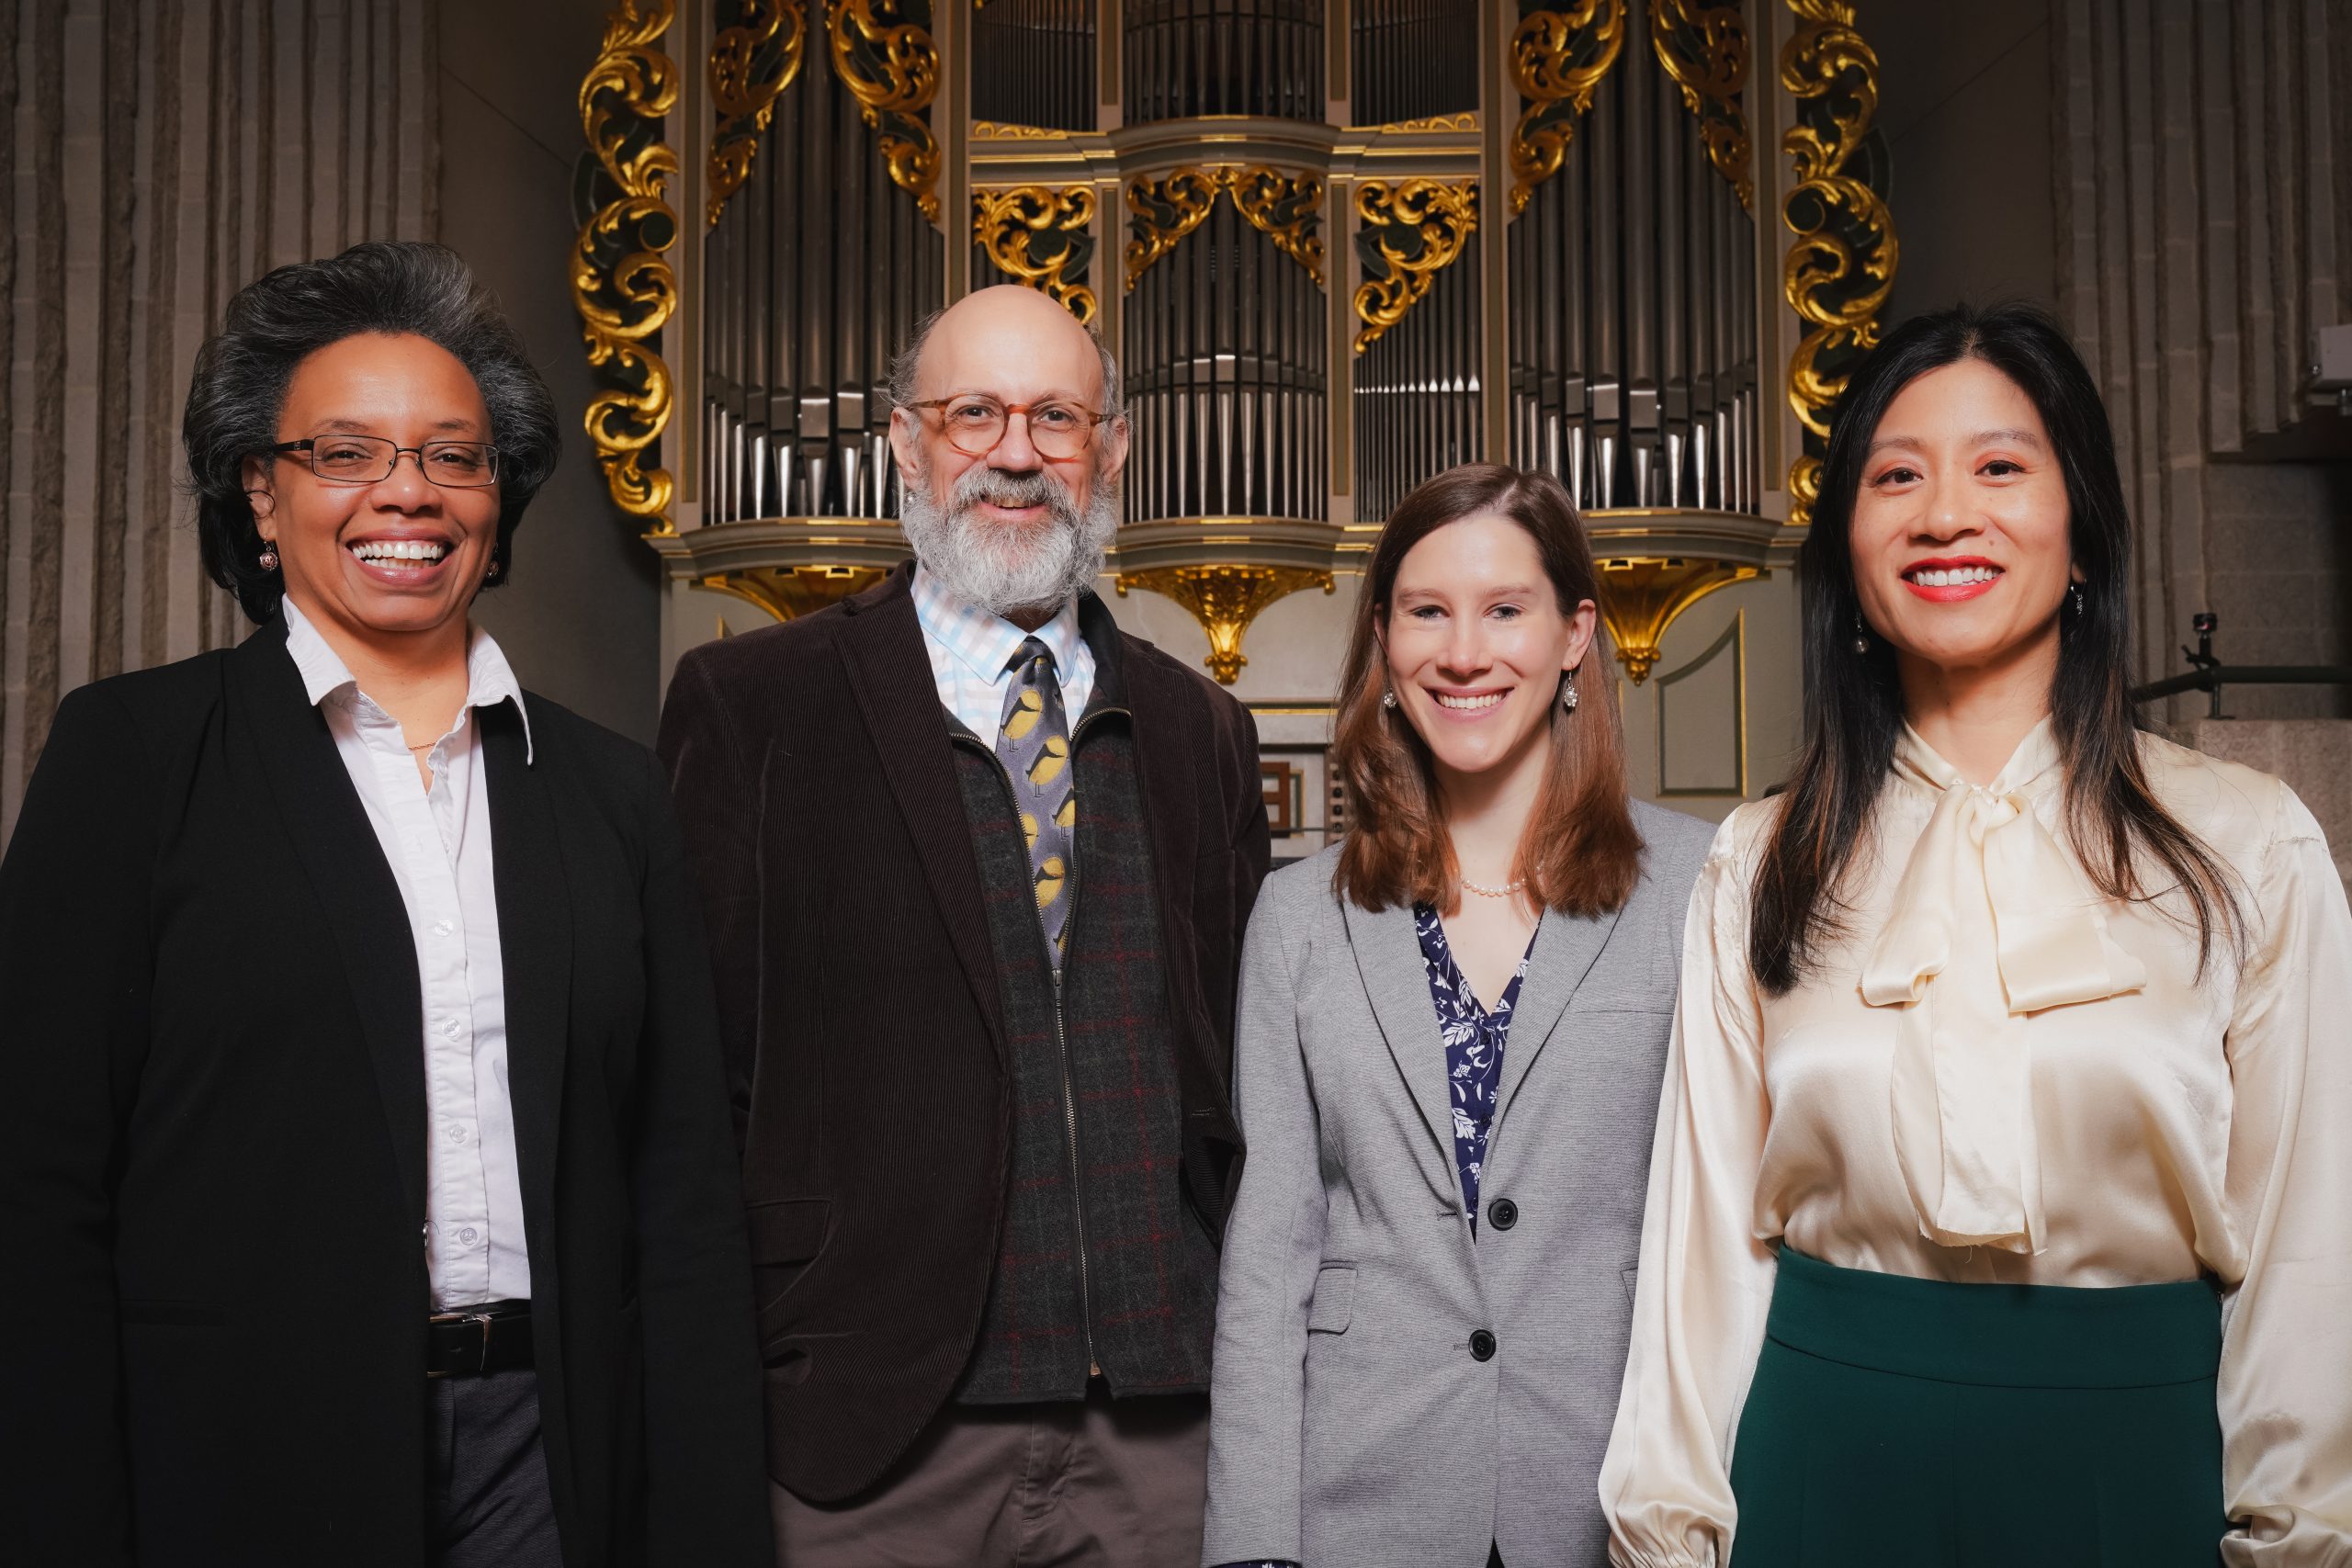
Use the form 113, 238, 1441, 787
1230, 167, 1328, 288
971, 120, 1069, 140
1124, 167, 1326, 294
975, 185, 1100, 323
1351, 178, 1477, 354
1508, 0, 1627, 216
574, 0, 682, 531
1373, 111, 1479, 133
1114, 565, 1336, 685
1597, 556, 1762, 682
708, 0, 807, 229
701, 565, 890, 621
829, 0, 942, 224
1651, 0, 1752, 210
1780, 0, 1897, 525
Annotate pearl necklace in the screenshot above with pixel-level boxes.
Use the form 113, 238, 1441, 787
1459, 876, 1524, 898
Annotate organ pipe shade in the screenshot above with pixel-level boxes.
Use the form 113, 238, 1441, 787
702, 22, 944, 525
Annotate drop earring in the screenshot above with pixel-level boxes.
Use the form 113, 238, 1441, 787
1560, 672, 1579, 713
2069, 582, 2085, 617
483, 548, 505, 586
1380, 688, 1398, 710
1851, 612, 1870, 655
257, 537, 279, 572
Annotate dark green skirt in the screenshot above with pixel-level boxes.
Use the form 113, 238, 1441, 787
1727, 1248, 2225, 1567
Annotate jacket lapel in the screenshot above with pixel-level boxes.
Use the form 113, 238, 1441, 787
230, 623, 428, 1225
837, 570, 1009, 1064
481, 700, 570, 1256
1340, 897, 1460, 1194
1491, 901, 1623, 1134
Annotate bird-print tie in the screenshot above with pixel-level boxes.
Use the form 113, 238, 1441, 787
997, 637, 1077, 965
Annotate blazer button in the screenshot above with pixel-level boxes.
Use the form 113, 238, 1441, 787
1468, 1328, 1498, 1362
1487, 1198, 1519, 1231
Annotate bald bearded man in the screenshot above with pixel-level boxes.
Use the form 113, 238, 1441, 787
658, 287, 1271, 1565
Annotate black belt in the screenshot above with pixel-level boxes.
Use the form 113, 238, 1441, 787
424, 1299, 534, 1379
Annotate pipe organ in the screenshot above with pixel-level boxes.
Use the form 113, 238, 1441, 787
577, 0, 1894, 784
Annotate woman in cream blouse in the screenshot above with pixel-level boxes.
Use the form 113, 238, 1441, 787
1600, 303, 2350, 1567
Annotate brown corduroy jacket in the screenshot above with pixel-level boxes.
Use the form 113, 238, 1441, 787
656, 563, 1271, 1503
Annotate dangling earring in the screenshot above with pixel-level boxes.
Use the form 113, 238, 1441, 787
483, 548, 505, 586
1380, 688, 1398, 710
1560, 672, 1579, 713
257, 537, 279, 572
1851, 611, 1870, 655
2068, 581, 2085, 617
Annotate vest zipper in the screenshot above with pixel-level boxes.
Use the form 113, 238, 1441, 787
959, 704, 1128, 1384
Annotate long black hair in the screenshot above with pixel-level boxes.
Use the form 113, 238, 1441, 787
1749, 301, 2238, 993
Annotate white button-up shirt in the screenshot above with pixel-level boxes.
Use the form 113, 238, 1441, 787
281, 596, 534, 1310
910, 565, 1094, 743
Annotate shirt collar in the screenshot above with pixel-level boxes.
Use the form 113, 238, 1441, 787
910, 565, 1084, 683
1892, 714, 2063, 802
280, 594, 534, 762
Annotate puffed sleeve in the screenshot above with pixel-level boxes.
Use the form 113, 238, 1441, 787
1201, 876, 1325, 1566
1599, 817, 1778, 1568
2217, 784, 2352, 1564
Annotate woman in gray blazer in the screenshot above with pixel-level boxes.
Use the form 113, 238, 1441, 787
1203, 465, 1713, 1568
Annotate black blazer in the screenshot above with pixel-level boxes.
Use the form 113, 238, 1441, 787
0, 621, 771, 1568
658, 564, 1272, 1503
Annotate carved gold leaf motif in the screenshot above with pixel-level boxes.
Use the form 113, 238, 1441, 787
1508, 0, 1627, 216
1651, 0, 1752, 210
1114, 565, 1335, 684
975, 185, 1100, 323
1780, 0, 1897, 525
829, 0, 942, 224
1123, 167, 1325, 294
1597, 556, 1762, 682
707, 0, 807, 228
1352, 178, 1477, 354
574, 0, 682, 531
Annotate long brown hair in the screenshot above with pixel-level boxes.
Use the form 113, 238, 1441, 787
1331, 464, 1643, 917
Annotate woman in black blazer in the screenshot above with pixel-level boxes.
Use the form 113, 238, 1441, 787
0, 243, 771, 1568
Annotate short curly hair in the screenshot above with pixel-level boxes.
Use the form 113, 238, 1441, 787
183, 241, 562, 622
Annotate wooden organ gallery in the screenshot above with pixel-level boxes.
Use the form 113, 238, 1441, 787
572, 0, 1899, 840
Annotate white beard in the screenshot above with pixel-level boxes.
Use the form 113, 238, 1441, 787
898, 459, 1121, 620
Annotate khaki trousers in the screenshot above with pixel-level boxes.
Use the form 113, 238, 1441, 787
771, 1384, 1209, 1567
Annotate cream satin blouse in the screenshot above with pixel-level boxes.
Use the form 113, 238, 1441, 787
1600, 718, 2352, 1567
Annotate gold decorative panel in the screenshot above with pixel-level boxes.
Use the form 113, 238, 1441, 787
829, 0, 942, 223
700, 564, 891, 621
974, 185, 1100, 322
1508, 0, 1627, 216
1780, 0, 1896, 526
1596, 555, 1761, 682
575, 0, 683, 531
1352, 178, 1478, 353
1124, 166, 1326, 294
707, 0, 807, 228
1651, 0, 1752, 211
1114, 564, 1336, 684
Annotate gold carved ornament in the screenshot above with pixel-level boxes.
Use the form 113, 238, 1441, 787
1780, 0, 1897, 527
701, 565, 890, 622
1508, 0, 1627, 217
1114, 566, 1336, 685
1597, 557, 1762, 682
830, 0, 942, 224
974, 185, 1100, 323
1352, 178, 1477, 354
1651, 0, 1753, 211
1124, 167, 1326, 293
707, 0, 807, 228
573, 0, 682, 532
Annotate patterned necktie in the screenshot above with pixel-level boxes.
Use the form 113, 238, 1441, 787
996, 637, 1077, 964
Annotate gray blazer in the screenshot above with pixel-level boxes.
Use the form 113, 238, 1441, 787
1203, 801, 1714, 1568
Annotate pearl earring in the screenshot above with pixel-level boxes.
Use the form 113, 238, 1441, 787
1851, 612, 1870, 655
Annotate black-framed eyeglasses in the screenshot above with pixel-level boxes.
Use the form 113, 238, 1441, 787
901, 396, 1112, 459
271, 435, 501, 488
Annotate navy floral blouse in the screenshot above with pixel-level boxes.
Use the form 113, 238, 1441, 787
1413, 901, 1534, 1230
1208, 907, 1538, 1568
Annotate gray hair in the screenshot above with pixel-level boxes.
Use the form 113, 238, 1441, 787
184, 241, 562, 623
887, 302, 1125, 423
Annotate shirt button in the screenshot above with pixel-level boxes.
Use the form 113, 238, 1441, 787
1487, 1198, 1519, 1231
446, 1123, 469, 1144
433, 919, 453, 938
1468, 1328, 1498, 1362
458, 1227, 479, 1245
442, 1019, 462, 1039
